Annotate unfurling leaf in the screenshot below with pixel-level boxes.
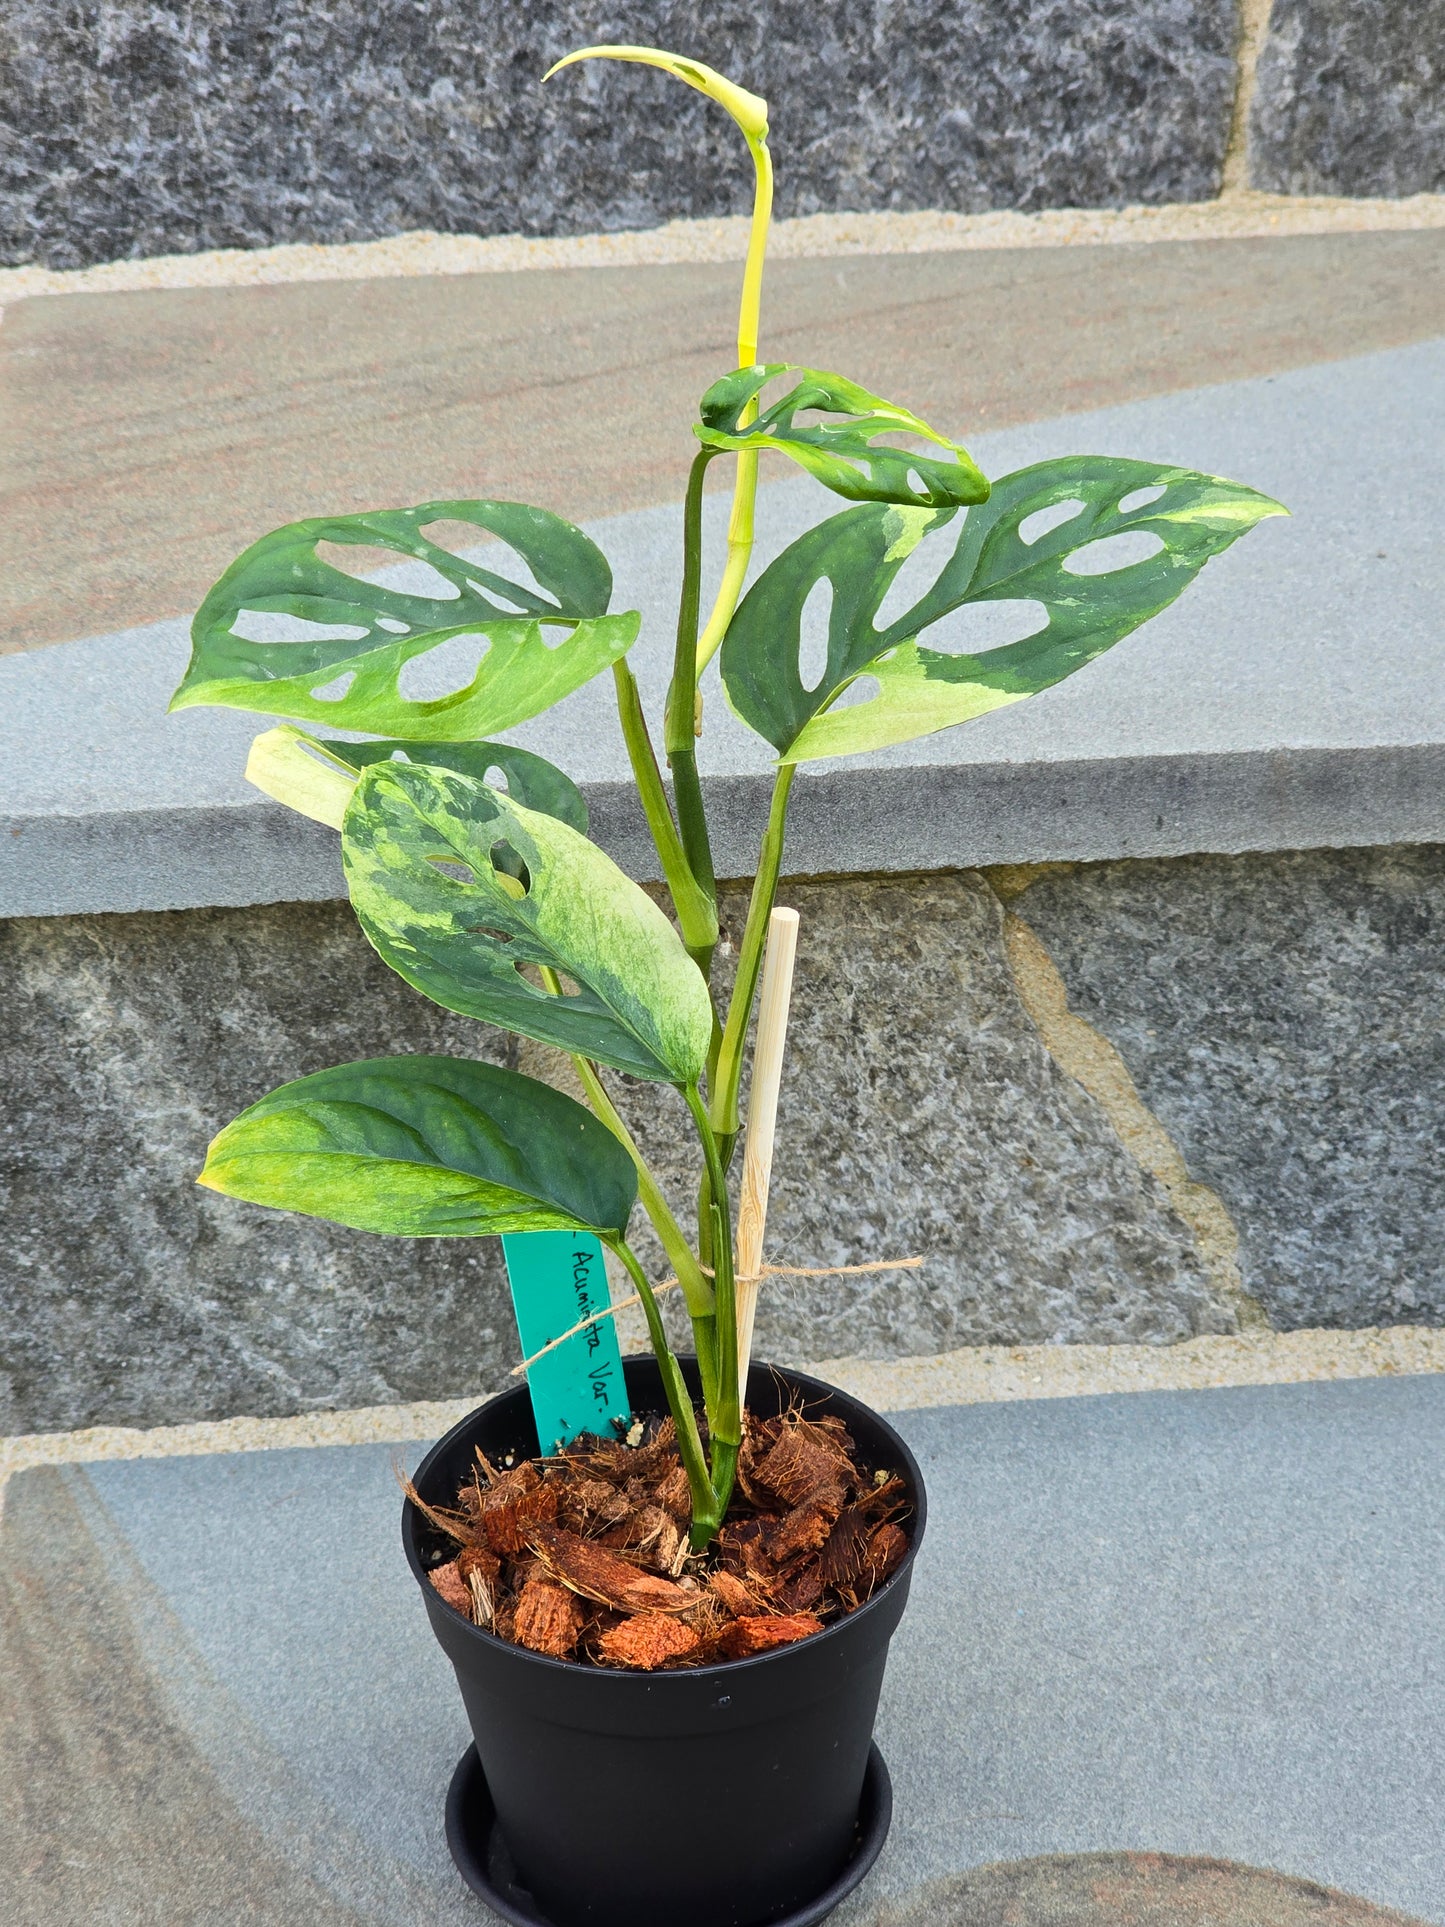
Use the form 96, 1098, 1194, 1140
697, 365, 989, 508
720, 457, 1287, 763
318, 737, 588, 833
342, 762, 713, 1084
245, 726, 357, 830
244, 729, 589, 837
170, 499, 637, 739
544, 45, 768, 143
199, 1056, 637, 1238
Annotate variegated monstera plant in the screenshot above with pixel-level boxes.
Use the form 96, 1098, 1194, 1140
172, 48, 1284, 1550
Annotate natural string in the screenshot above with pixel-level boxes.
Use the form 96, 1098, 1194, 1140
509, 1256, 924, 1378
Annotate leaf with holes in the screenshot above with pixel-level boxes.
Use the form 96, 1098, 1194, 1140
342, 762, 713, 1084
319, 738, 588, 833
199, 1056, 636, 1238
169, 499, 638, 738
696, 365, 990, 508
720, 458, 1286, 762
243, 726, 589, 838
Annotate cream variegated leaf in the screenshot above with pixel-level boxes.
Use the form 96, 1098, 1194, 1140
721, 458, 1287, 763
342, 763, 713, 1084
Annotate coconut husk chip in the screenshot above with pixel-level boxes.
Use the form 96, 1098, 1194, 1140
514, 1575, 586, 1657
525, 1524, 694, 1615
407, 1404, 912, 1673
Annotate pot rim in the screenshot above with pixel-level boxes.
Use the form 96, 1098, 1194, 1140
402, 1356, 927, 1683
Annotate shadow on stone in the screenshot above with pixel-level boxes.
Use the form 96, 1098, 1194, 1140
873, 1851, 1428, 1925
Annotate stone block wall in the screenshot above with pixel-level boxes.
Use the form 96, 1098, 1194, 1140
1250, 0, 1445, 197
3, 0, 1438, 271
6, 845, 1444, 1438
0, 0, 1242, 268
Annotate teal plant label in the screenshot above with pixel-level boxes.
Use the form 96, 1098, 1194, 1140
501, 1231, 631, 1454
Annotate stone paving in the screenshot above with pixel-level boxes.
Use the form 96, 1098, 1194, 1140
4, 1374, 1442, 1924
4, 227, 1443, 650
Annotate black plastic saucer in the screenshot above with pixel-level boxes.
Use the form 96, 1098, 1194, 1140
445, 1738, 892, 1927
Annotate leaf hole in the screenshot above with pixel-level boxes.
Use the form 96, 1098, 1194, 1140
923, 599, 1050, 654
315, 539, 413, 582
1118, 485, 1166, 515
483, 765, 510, 792
309, 671, 357, 701
422, 522, 551, 612
468, 924, 515, 943
490, 841, 532, 893
383, 557, 465, 601
473, 538, 549, 598
427, 856, 477, 884
375, 616, 411, 634
1063, 531, 1166, 576
872, 520, 955, 631
318, 537, 463, 601
1019, 499, 1085, 545
830, 674, 882, 710
396, 633, 492, 702
797, 578, 834, 693
514, 960, 546, 989
230, 611, 369, 644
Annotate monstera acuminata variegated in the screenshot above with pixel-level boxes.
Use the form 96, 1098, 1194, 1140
171, 44, 1284, 1551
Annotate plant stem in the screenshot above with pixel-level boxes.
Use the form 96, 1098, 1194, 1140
607, 1236, 717, 1538
710, 762, 797, 1147
533, 967, 717, 1406
611, 659, 717, 965
569, 1053, 714, 1313
684, 1083, 740, 1535
696, 131, 774, 673
664, 451, 718, 976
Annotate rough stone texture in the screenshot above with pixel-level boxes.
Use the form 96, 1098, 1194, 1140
0, 900, 522, 1435
0, 0, 1238, 270
8, 1379, 1445, 1922
0, 873, 1235, 1435
609, 875, 1233, 1365
0, 1466, 369, 1926
1250, 0, 1445, 197
753, 876, 1231, 1359
1020, 845, 1445, 1333
864, 1854, 1430, 1925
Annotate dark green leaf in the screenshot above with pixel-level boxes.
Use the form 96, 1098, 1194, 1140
342, 762, 713, 1084
696, 364, 989, 507
170, 499, 637, 738
199, 1055, 636, 1238
720, 457, 1286, 762
318, 738, 588, 834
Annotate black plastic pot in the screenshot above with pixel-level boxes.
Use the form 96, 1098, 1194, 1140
403, 1356, 927, 1927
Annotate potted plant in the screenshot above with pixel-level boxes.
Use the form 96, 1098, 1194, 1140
168, 44, 1283, 1927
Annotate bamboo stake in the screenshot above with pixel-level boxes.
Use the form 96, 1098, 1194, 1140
734, 906, 800, 1404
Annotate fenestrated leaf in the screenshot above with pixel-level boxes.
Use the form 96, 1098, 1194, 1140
169, 499, 638, 739
720, 457, 1286, 763
342, 763, 713, 1084
199, 1056, 636, 1238
243, 727, 589, 837
319, 738, 588, 833
696, 365, 989, 508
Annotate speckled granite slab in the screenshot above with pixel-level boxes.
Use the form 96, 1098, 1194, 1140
0, 0, 1236, 271
3, 1375, 1441, 1924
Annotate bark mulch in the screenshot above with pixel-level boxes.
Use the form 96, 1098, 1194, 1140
409, 1405, 911, 1671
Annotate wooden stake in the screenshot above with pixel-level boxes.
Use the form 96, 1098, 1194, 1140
734, 906, 800, 1404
